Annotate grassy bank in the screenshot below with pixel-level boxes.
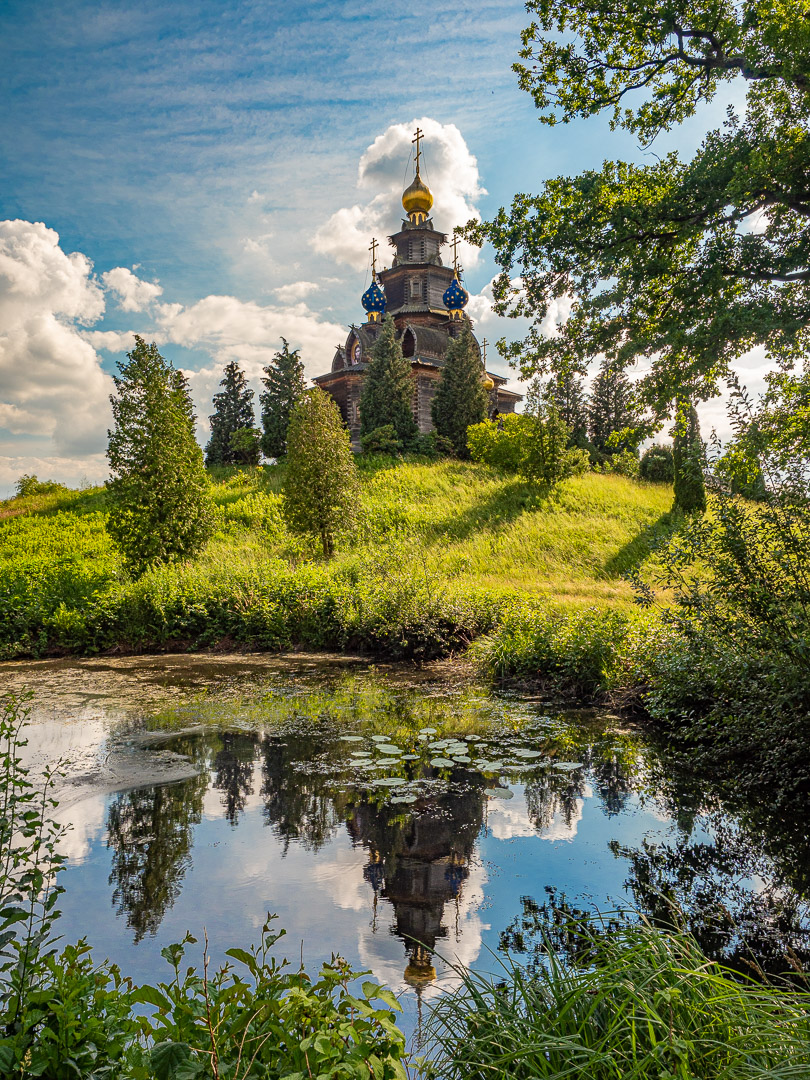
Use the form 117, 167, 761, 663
0, 460, 672, 661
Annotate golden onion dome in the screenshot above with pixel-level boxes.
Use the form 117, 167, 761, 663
404, 959, 437, 987
482, 373, 495, 391
402, 170, 434, 217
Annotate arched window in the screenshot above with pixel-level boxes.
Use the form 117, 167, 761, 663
402, 328, 416, 358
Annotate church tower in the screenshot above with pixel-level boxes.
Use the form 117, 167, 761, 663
314, 128, 521, 444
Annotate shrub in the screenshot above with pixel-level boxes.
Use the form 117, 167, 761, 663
639, 444, 674, 482
284, 389, 361, 558
361, 424, 403, 455
468, 408, 589, 489
12, 475, 66, 498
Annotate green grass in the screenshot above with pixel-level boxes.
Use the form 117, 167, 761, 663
0, 459, 674, 660
428, 922, 810, 1079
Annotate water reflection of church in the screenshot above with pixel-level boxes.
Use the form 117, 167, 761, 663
347, 782, 486, 987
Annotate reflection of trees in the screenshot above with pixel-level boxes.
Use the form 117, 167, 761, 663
106, 743, 207, 942
610, 823, 810, 978
259, 731, 345, 853
524, 773, 586, 835
348, 778, 487, 984
212, 731, 258, 825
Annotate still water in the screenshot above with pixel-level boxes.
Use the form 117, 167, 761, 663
2, 653, 809, 1038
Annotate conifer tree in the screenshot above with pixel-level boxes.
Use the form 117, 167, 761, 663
588, 362, 638, 454
431, 320, 488, 458
672, 400, 706, 514
260, 339, 307, 458
284, 389, 360, 558
107, 336, 212, 573
359, 315, 417, 445
205, 361, 258, 467
544, 370, 588, 448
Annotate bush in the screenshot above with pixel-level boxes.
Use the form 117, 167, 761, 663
600, 448, 639, 478
639, 444, 674, 482
467, 409, 589, 489
12, 475, 66, 498
409, 432, 455, 458
361, 424, 403, 455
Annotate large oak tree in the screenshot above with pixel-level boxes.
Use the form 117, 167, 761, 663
466, 0, 810, 426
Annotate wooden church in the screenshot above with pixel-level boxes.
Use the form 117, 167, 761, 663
314, 129, 522, 444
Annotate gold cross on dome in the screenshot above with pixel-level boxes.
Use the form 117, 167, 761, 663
450, 234, 461, 274
412, 127, 423, 172
481, 338, 488, 364
369, 236, 379, 277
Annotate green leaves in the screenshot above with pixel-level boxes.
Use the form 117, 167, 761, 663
469, 0, 810, 424
360, 314, 418, 446
431, 321, 488, 458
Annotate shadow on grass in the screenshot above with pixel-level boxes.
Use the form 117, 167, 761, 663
601, 510, 680, 579
424, 476, 549, 543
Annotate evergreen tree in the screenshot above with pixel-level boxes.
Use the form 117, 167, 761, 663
260, 339, 307, 458
283, 389, 360, 558
359, 315, 418, 445
544, 371, 588, 448
205, 361, 258, 467
431, 321, 488, 458
588, 362, 638, 454
107, 336, 212, 574
672, 400, 706, 514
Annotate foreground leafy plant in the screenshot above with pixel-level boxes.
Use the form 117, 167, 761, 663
429, 923, 810, 1079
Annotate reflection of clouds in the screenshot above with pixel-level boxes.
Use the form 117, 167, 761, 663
356, 859, 490, 1002
489, 783, 593, 843
53, 793, 106, 864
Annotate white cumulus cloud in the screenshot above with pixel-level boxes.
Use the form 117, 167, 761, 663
101, 266, 163, 312
313, 117, 485, 272
0, 219, 112, 462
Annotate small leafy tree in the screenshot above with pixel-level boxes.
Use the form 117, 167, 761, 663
588, 362, 638, 455
260, 339, 307, 458
205, 360, 258, 467
432, 321, 488, 458
229, 426, 262, 466
107, 336, 213, 574
360, 315, 417, 446
284, 389, 360, 557
672, 402, 706, 514
467, 406, 588, 489
639, 445, 674, 483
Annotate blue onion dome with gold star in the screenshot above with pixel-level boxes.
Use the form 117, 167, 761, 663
443, 274, 469, 314
361, 278, 386, 318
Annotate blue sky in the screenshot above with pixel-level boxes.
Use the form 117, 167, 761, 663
0, 0, 757, 492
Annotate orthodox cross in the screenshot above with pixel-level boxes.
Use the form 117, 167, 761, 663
481, 338, 488, 365
412, 127, 423, 172
449, 234, 461, 274
369, 237, 379, 278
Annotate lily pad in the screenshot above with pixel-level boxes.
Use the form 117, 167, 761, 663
402, 754, 420, 761
553, 762, 584, 771
390, 794, 418, 804
484, 788, 515, 800
430, 757, 455, 768
419, 727, 437, 734
371, 777, 407, 788
340, 736, 364, 743
377, 745, 401, 755
453, 755, 472, 764
513, 749, 544, 759
478, 760, 505, 771
371, 735, 390, 742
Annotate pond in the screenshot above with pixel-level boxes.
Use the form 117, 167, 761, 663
1, 653, 809, 1041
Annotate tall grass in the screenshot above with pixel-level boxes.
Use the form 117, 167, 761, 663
428, 923, 810, 1079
